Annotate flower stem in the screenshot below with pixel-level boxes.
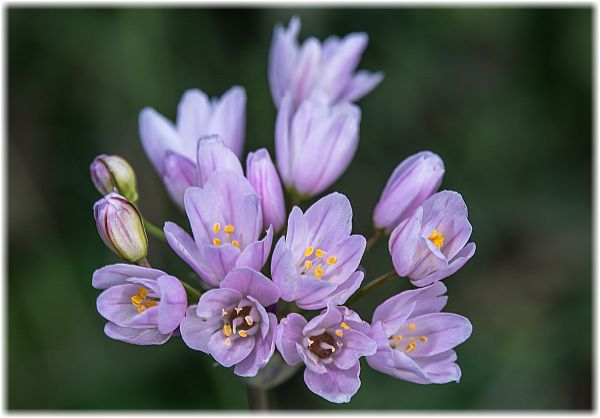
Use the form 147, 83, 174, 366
365, 229, 383, 252
180, 280, 202, 302
136, 257, 151, 268
143, 218, 166, 242
246, 385, 269, 410
347, 270, 397, 306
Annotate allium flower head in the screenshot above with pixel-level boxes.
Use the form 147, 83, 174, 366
275, 92, 361, 198
139, 86, 246, 207
373, 151, 445, 232
269, 16, 383, 108
271, 192, 365, 309
93, 264, 187, 345
164, 170, 273, 287
276, 302, 376, 403
180, 268, 280, 377
389, 190, 476, 287
367, 282, 472, 384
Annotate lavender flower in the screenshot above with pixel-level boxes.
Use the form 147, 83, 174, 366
275, 302, 376, 403
373, 151, 445, 232
164, 170, 272, 287
271, 192, 365, 309
139, 86, 246, 207
90, 154, 139, 203
93, 191, 148, 263
366, 282, 472, 384
196, 136, 244, 188
246, 148, 286, 233
269, 16, 383, 108
275, 93, 361, 198
180, 268, 279, 377
389, 190, 476, 287
93, 264, 187, 345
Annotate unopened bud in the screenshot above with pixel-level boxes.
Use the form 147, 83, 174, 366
90, 154, 139, 203
93, 192, 148, 263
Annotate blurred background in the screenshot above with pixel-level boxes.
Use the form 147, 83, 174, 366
8, 7, 591, 410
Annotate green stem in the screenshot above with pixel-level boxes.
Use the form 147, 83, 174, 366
246, 385, 269, 410
143, 218, 166, 242
180, 280, 202, 301
347, 270, 397, 306
365, 229, 383, 252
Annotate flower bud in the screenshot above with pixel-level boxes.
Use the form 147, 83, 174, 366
90, 154, 139, 203
93, 192, 148, 263
246, 148, 286, 232
373, 151, 444, 233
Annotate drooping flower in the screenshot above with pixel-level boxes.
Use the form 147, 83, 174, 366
268, 16, 383, 108
246, 148, 286, 233
389, 190, 476, 287
164, 170, 272, 288
139, 86, 246, 207
275, 93, 361, 198
92, 264, 187, 345
93, 191, 148, 263
366, 282, 472, 384
275, 302, 376, 403
180, 268, 279, 377
271, 192, 365, 310
373, 151, 445, 233
90, 154, 139, 203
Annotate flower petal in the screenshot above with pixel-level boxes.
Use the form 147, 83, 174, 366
164, 221, 213, 285
196, 136, 243, 187
236, 225, 273, 271
92, 263, 166, 289
208, 86, 246, 157
208, 329, 256, 368
234, 313, 278, 377
139, 107, 182, 173
275, 313, 307, 366
220, 268, 280, 307
411, 242, 476, 287
104, 322, 171, 346
304, 363, 361, 404
180, 306, 222, 353
156, 275, 188, 334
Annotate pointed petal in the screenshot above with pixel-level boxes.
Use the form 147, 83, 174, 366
304, 363, 361, 404
104, 322, 171, 345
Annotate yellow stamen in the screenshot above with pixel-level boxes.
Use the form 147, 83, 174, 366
419, 336, 428, 343
315, 249, 326, 258
304, 260, 313, 271
335, 329, 343, 337
131, 295, 143, 305
245, 316, 254, 326
428, 229, 444, 249
213, 238, 221, 246
224, 224, 235, 234
235, 307, 243, 314
304, 246, 314, 257
307, 339, 314, 346
131, 287, 157, 313
238, 330, 248, 338
408, 323, 416, 331
314, 265, 324, 279
213, 223, 221, 233
147, 301, 158, 308
394, 335, 404, 343
224, 338, 231, 346
341, 322, 350, 330
231, 240, 240, 248
223, 324, 232, 337
326, 256, 337, 265
138, 287, 148, 297
221, 308, 228, 317
405, 342, 417, 352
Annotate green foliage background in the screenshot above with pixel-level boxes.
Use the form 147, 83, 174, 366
8, 7, 591, 410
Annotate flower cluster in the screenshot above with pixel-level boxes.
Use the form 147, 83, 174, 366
89, 17, 475, 405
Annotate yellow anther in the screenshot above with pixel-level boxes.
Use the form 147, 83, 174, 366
405, 342, 417, 352
409, 323, 416, 331
235, 307, 243, 314
326, 256, 337, 265
304, 246, 314, 257
244, 316, 254, 326
223, 324, 232, 337
315, 249, 326, 258
224, 224, 235, 234
213, 223, 221, 233
315, 265, 324, 279
231, 240, 240, 248
147, 301, 158, 308
428, 229, 444, 249
341, 322, 350, 330
224, 338, 231, 346
304, 260, 313, 271
213, 238, 221, 246
335, 329, 343, 337
238, 330, 248, 338
138, 287, 148, 297
394, 335, 404, 343
221, 308, 228, 317
307, 339, 314, 346
419, 336, 428, 343
131, 295, 143, 305
131, 287, 157, 313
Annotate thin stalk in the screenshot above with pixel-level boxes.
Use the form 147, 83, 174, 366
143, 218, 166, 242
365, 229, 383, 252
347, 270, 397, 306
246, 385, 269, 410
